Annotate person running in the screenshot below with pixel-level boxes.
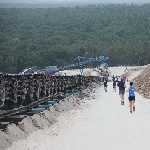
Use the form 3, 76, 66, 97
126, 82, 135, 113
103, 78, 108, 92
117, 77, 126, 105
112, 75, 117, 92
117, 76, 121, 82
112, 75, 115, 81
113, 80, 117, 92
122, 76, 126, 82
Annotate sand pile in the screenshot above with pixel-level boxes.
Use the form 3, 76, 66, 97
0, 130, 13, 150
17, 116, 38, 133
0, 81, 98, 150
118, 65, 150, 98
133, 65, 150, 99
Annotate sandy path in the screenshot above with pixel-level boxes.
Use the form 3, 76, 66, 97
35, 82, 150, 150
5, 66, 149, 150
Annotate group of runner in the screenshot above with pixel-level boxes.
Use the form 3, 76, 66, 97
103, 75, 136, 113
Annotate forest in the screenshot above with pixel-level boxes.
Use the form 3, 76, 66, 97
0, 4, 150, 73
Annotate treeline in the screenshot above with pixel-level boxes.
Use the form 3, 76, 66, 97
0, 4, 150, 73
0, 3, 83, 8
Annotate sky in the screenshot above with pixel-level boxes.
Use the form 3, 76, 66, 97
0, 0, 149, 4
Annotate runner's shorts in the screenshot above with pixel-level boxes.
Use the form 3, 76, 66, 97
104, 84, 107, 87
128, 96, 135, 101
119, 90, 125, 95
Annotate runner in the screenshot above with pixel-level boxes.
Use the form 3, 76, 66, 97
112, 75, 115, 81
103, 78, 108, 92
117, 77, 126, 105
117, 76, 121, 82
122, 76, 126, 82
112, 75, 117, 92
126, 82, 135, 113
113, 80, 116, 92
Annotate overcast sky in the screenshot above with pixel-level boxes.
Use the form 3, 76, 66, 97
0, 0, 149, 4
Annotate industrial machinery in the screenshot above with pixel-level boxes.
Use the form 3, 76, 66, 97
0, 55, 109, 130
18, 55, 109, 77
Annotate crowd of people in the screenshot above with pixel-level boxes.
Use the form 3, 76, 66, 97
103, 75, 135, 113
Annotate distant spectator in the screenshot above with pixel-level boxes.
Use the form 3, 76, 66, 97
124, 67, 128, 72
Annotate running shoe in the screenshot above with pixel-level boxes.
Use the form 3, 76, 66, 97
130, 111, 132, 113
133, 106, 135, 111
121, 101, 124, 105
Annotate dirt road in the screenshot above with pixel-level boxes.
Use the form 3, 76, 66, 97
35, 82, 150, 150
